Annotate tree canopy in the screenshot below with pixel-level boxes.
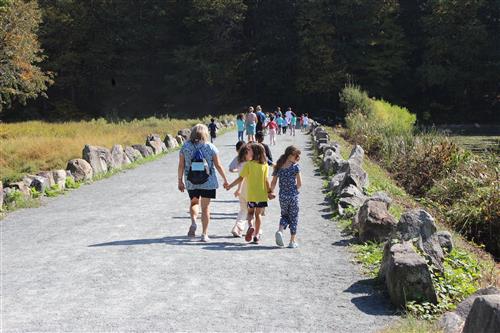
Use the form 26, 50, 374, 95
1, 0, 498, 123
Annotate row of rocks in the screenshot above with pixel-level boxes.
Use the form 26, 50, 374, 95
0, 127, 198, 209
311, 123, 499, 333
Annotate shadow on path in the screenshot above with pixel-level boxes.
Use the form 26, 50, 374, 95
89, 235, 280, 251
344, 278, 395, 316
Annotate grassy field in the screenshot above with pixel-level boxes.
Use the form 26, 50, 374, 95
0, 116, 234, 183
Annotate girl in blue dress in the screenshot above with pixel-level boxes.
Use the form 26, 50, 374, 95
269, 146, 302, 248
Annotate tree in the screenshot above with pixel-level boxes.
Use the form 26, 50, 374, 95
0, 0, 53, 112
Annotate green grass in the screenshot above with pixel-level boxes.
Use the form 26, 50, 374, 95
352, 242, 384, 278
450, 135, 500, 154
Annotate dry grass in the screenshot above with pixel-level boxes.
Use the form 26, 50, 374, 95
0, 116, 234, 183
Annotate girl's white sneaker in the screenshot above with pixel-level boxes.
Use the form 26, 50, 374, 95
275, 231, 284, 247
288, 241, 298, 249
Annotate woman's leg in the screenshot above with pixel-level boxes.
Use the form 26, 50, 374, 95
200, 197, 211, 235
190, 197, 199, 225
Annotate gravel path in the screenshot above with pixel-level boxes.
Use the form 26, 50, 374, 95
1, 130, 394, 332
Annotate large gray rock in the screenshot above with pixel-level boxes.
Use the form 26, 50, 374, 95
132, 144, 154, 158
437, 230, 454, 253
52, 170, 67, 190
313, 126, 325, 136
329, 172, 346, 194
66, 159, 93, 182
369, 191, 392, 209
380, 241, 438, 307
358, 200, 397, 242
315, 131, 329, 141
124, 146, 143, 162
29, 175, 50, 193
146, 134, 165, 154
178, 128, 191, 140
455, 287, 500, 319
438, 312, 465, 333
36, 171, 55, 188
319, 142, 340, 155
82, 145, 113, 175
339, 160, 369, 190
348, 144, 365, 165
397, 209, 445, 272
164, 134, 179, 150
111, 144, 131, 168
323, 153, 343, 175
463, 294, 500, 333
316, 137, 328, 148
175, 135, 185, 145
338, 185, 367, 214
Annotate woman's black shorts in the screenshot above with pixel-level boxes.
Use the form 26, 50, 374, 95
188, 189, 216, 200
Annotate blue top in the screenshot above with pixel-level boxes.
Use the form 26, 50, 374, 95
256, 111, 266, 123
272, 163, 300, 197
180, 141, 219, 190
236, 119, 245, 131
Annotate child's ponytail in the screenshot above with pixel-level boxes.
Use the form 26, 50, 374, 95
274, 145, 301, 172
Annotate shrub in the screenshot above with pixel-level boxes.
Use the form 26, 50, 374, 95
339, 85, 373, 116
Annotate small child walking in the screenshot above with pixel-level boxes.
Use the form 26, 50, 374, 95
208, 118, 218, 143
269, 145, 302, 248
265, 115, 278, 145
228, 141, 251, 237
226, 143, 271, 244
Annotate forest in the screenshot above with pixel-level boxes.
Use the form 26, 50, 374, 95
0, 0, 499, 123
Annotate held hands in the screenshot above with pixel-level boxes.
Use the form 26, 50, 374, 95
224, 181, 231, 190
268, 192, 276, 200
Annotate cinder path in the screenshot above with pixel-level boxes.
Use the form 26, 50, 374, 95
1, 130, 394, 332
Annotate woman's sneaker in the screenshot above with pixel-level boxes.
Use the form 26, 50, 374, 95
275, 231, 284, 247
252, 235, 261, 244
200, 234, 210, 242
288, 241, 298, 249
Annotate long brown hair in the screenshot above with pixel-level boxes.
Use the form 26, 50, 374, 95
237, 143, 248, 163
249, 143, 267, 164
274, 145, 301, 172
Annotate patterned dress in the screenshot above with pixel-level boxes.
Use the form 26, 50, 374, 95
273, 163, 300, 234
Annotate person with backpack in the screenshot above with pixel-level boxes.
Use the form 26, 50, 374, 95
178, 124, 229, 242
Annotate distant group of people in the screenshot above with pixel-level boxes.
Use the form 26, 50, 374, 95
235, 106, 310, 145
178, 109, 305, 248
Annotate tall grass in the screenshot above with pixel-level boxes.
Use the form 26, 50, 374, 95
339, 86, 500, 257
0, 115, 234, 183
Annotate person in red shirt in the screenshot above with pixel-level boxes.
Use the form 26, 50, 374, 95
265, 115, 278, 145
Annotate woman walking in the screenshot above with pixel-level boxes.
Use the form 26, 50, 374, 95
245, 106, 257, 142
178, 124, 229, 242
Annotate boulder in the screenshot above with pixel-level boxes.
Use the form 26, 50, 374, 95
164, 134, 179, 150
29, 175, 50, 193
82, 145, 113, 174
178, 128, 191, 140
111, 144, 131, 168
315, 131, 329, 141
455, 287, 500, 319
463, 294, 500, 333
313, 126, 325, 136
66, 158, 93, 182
369, 191, 392, 209
316, 137, 328, 148
338, 184, 367, 214
438, 312, 465, 333
358, 200, 397, 242
380, 241, 438, 307
437, 230, 454, 253
146, 134, 164, 154
397, 209, 445, 272
131, 144, 154, 158
339, 160, 369, 190
124, 146, 143, 162
36, 171, 55, 188
52, 170, 67, 190
15, 177, 37, 196
175, 135, 185, 145
329, 172, 346, 194
323, 153, 343, 175
348, 144, 365, 165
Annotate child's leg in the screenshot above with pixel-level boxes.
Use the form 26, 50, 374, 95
233, 197, 247, 234
247, 207, 255, 227
254, 207, 264, 235
289, 196, 299, 242
279, 197, 291, 232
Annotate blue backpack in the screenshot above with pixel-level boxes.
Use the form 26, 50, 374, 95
187, 143, 210, 185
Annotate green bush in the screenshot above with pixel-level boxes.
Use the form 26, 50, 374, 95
339, 85, 373, 116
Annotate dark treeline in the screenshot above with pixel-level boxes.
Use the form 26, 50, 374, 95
1, 0, 499, 123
